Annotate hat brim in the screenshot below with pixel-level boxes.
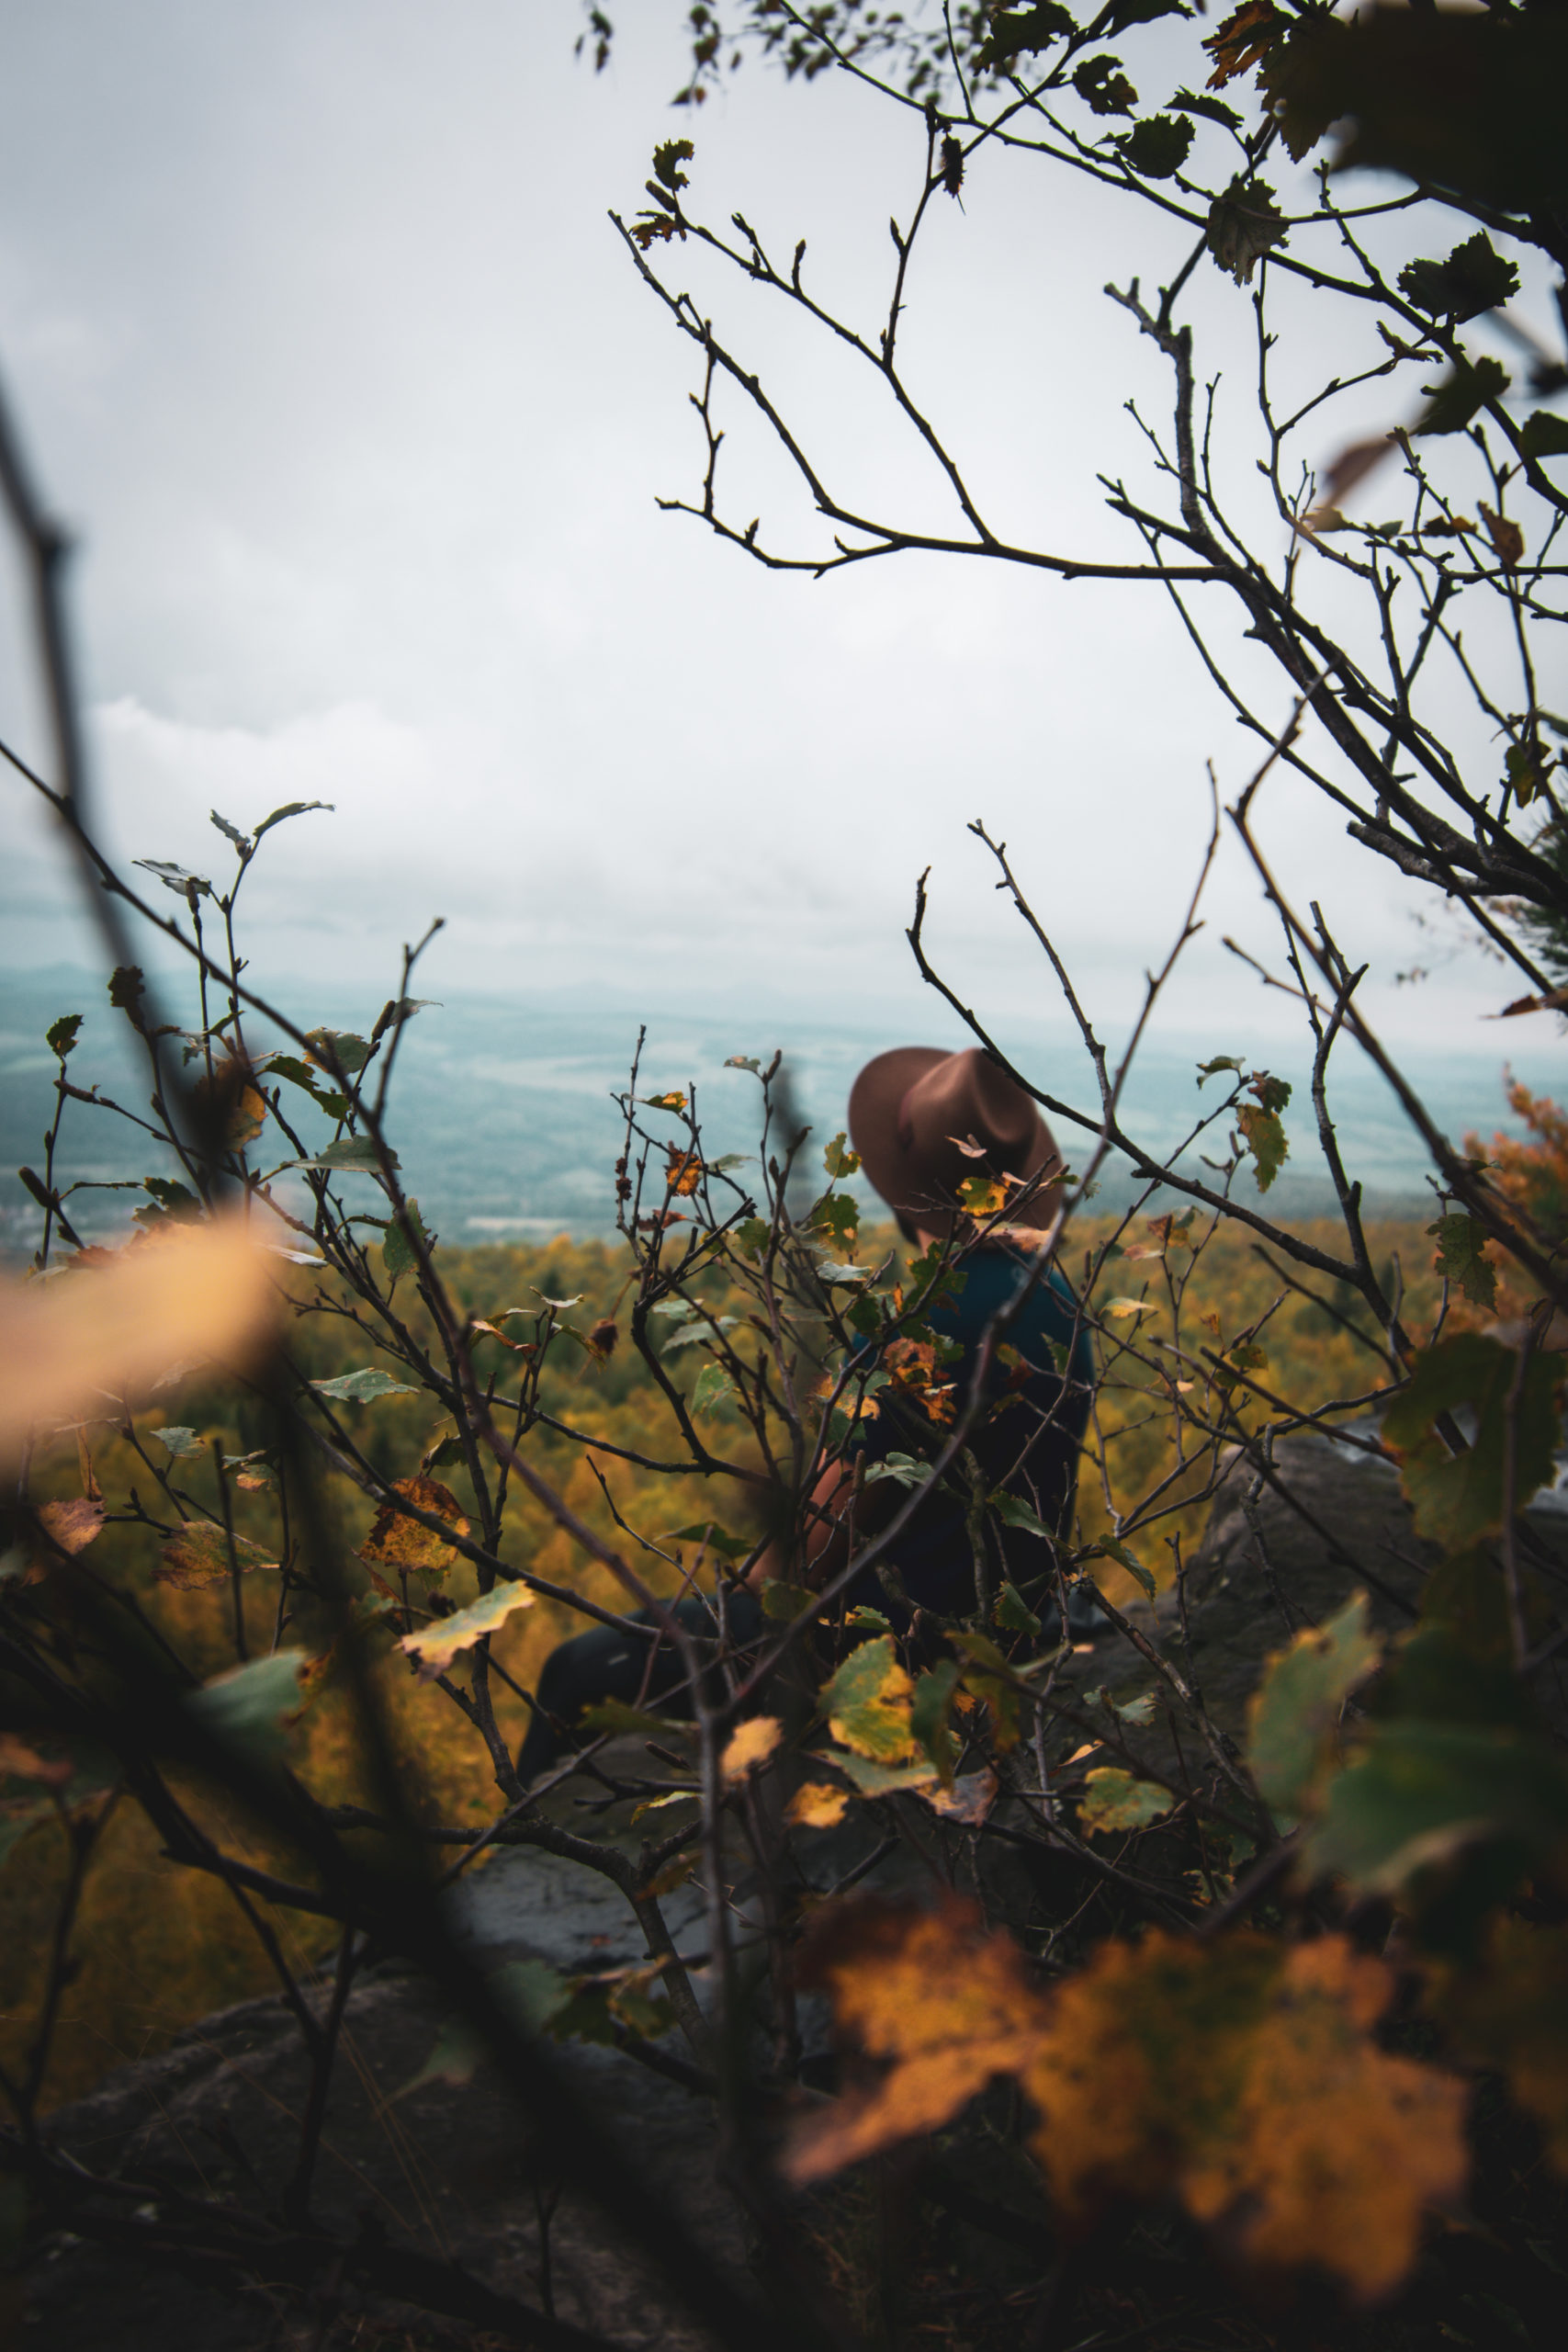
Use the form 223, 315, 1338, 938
848, 1046, 1061, 1234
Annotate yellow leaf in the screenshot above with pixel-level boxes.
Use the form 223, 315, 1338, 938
358, 1476, 471, 1582
957, 1175, 1007, 1219
630, 1790, 695, 1826
1103, 1296, 1156, 1320
0, 1218, 278, 1457
398, 1580, 536, 1680
721, 1714, 784, 1784
786, 1781, 850, 1829
156, 1521, 280, 1588
1077, 1767, 1173, 1833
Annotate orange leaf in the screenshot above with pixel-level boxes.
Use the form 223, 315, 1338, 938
721, 1715, 784, 1784
1478, 500, 1524, 569
785, 1898, 1047, 2183
358, 1475, 470, 1582
0, 1733, 73, 1789
0, 1219, 278, 1454
1023, 1931, 1466, 2300
786, 1781, 850, 1829
36, 1498, 106, 1555
664, 1146, 703, 1196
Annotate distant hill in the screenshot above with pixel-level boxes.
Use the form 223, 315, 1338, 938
1, 962, 1549, 1254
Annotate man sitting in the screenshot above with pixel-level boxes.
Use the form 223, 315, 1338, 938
515, 1046, 1093, 1782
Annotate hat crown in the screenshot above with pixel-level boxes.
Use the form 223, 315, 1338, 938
849, 1046, 1062, 1238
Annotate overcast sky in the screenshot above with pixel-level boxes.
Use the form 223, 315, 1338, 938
0, 1, 1559, 1088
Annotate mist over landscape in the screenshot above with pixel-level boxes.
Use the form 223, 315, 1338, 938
2, 958, 1555, 1253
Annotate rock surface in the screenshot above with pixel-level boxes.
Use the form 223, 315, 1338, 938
22, 1839, 740, 2351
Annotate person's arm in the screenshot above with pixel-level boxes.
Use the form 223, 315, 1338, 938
746, 1456, 895, 1594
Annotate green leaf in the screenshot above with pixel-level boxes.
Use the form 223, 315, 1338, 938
157, 1521, 280, 1588
186, 1650, 306, 1763
1415, 355, 1510, 438
254, 798, 333, 842
691, 1362, 739, 1417
1118, 112, 1193, 179
1236, 1102, 1288, 1192
975, 3, 1077, 72
403, 1958, 576, 2092
209, 808, 251, 850
383, 1200, 429, 1281
1169, 85, 1241, 130
302, 1027, 373, 1076
134, 857, 211, 899
724, 1055, 762, 1074
265, 1053, 345, 1113
1196, 1054, 1244, 1086
1382, 1334, 1562, 1553
108, 966, 147, 1028
295, 1136, 397, 1173
911, 1657, 962, 1780
1397, 233, 1519, 324
826, 1750, 939, 1796
994, 1582, 1042, 1635
1206, 176, 1288, 287
1307, 1720, 1568, 1904
863, 1451, 928, 1491
46, 1013, 82, 1058
151, 1424, 206, 1459
1521, 410, 1568, 462
1427, 1213, 1497, 1310
820, 1636, 916, 1763
660, 1316, 739, 1351
809, 1192, 859, 1246
1505, 741, 1553, 808
990, 1491, 1055, 1540
578, 1698, 694, 1741
1073, 53, 1137, 115
1246, 1593, 1380, 1824
732, 1216, 772, 1258
822, 1130, 862, 1179
843, 1604, 891, 1633
651, 136, 694, 194
142, 1177, 201, 1220
1078, 1768, 1173, 1834
1097, 1534, 1156, 1601
1099, 0, 1187, 28
312, 1367, 418, 1403
662, 1521, 751, 1561
761, 1578, 817, 1623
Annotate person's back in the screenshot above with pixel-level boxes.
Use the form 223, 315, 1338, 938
516, 1043, 1092, 1780
848, 1238, 1092, 1622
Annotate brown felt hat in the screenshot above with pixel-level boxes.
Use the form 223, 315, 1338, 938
847, 1046, 1064, 1240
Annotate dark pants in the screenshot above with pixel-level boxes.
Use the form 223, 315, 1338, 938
516, 1573, 1101, 1784
516, 1591, 766, 1782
